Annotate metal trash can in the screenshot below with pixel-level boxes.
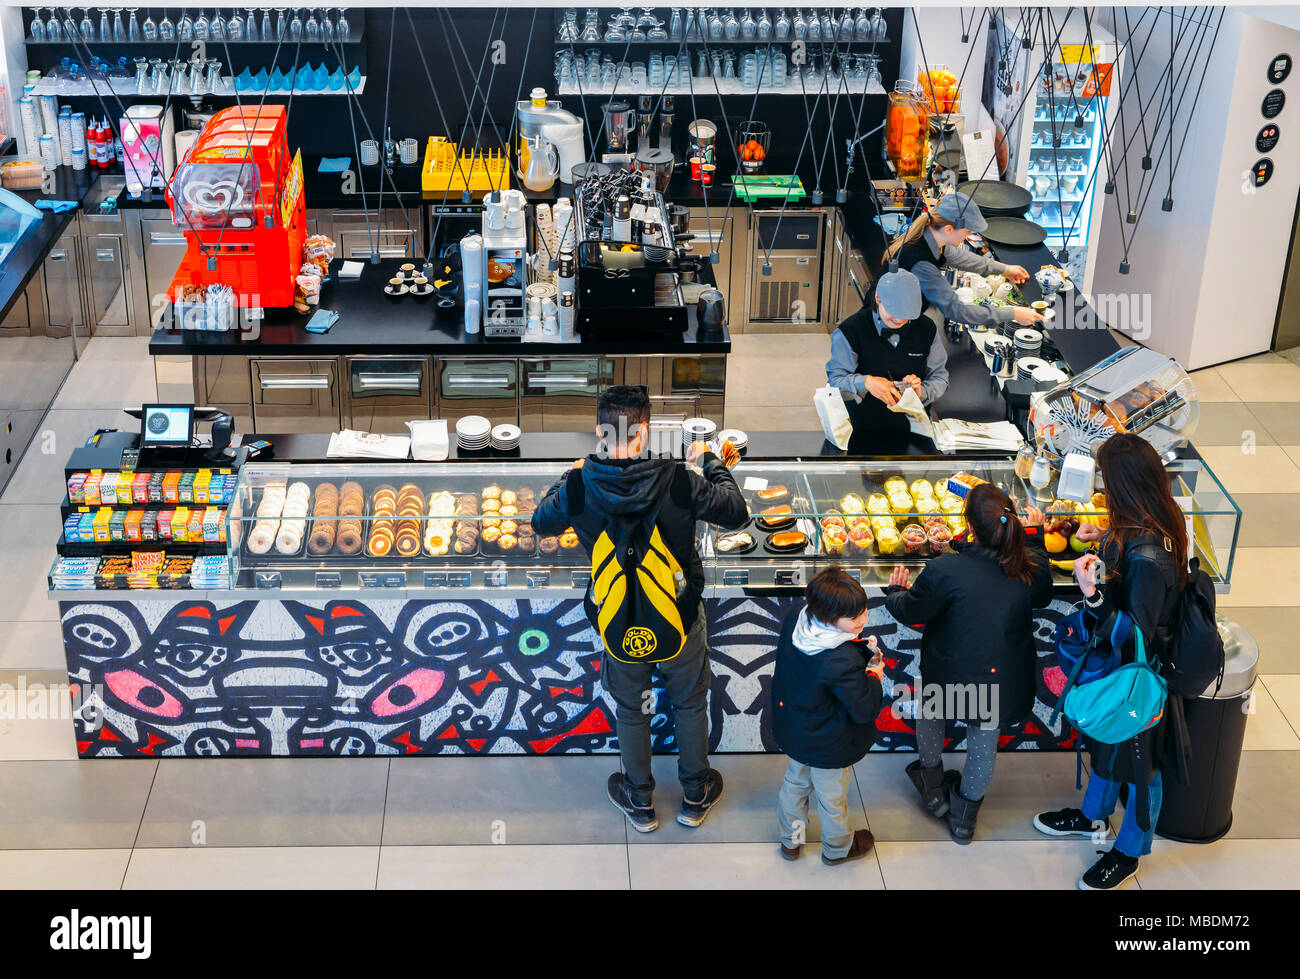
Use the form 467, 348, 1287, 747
1156, 616, 1260, 843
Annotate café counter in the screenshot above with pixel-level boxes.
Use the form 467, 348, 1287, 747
48, 432, 1240, 759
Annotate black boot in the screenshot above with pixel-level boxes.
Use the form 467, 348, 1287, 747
906, 759, 951, 818
944, 780, 983, 845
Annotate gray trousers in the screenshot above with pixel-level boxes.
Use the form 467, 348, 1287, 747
599, 602, 711, 805
777, 758, 854, 859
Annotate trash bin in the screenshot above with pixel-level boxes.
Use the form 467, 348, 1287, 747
1156, 616, 1260, 843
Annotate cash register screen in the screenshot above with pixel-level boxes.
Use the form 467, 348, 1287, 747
140, 404, 194, 447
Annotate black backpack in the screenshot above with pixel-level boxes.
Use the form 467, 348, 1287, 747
1132, 535, 1225, 698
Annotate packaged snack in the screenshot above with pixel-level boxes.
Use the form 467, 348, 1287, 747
141, 512, 157, 541
945, 472, 988, 499
117, 471, 135, 501
83, 472, 103, 506
162, 471, 182, 503
67, 472, 87, 503
109, 510, 127, 542
125, 509, 143, 542
78, 512, 95, 541
99, 472, 119, 505
132, 471, 150, 503
171, 507, 189, 542
188, 509, 205, 541
178, 471, 196, 503
63, 514, 82, 543
194, 470, 211, 504
147, 471, 165, 503
158, 509, 175, 540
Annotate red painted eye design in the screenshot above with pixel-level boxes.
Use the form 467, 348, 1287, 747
367, 667, 446, 718
104, 669, 186, 719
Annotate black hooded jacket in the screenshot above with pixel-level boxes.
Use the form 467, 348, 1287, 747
533, 452, 748, 630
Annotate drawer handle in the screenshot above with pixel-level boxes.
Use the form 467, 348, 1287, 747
95, 248, 116, 261
149, 233, 187, 245
260, 374, 330, 390
527, 372, 590, 388
445, 374, 511, 388
49, 248, 68, 261
357, 372, 421, 390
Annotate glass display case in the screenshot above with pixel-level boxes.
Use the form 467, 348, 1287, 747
226, 456, 1241, 592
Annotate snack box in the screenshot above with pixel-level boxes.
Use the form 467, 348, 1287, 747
178, 471, 196, 504
117, 471, 135, 502
147, 471, 165, 503
162, 471, 182, 503
945, 472, 989, 499
192, 470, 211, 504
170, 507, 189, 542
125, 509, 143, 542
67, 472, 87, 503
141, 511, 158, 542
92, 508, 111, 542
187, 509, 205, 541
132, 471, 150, 503
63, 514, 82, 543
202, 507, 220, 542
83, 472, 103, 506
99, 472, 119, 505
157, 509, 175, 541
77, 512, 94, 540
109, 510, 127, 542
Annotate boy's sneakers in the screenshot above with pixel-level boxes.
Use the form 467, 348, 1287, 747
607, 773, 658, 833
1033, 807, 1110, 839
1079, 849, 1139, 890
677, 768, 725, 827
822, 829, 875, 867
779, 841, 801, 861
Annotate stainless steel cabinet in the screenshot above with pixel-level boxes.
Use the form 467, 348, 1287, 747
0, 276, 48, 337
519, 357, 606, 431
251, 358, 341, 433
140, 216, 189, 329
41, 232, 84, 343
437, 358, 518, 425
685, 205, 737, 314
342, 355, 434, 430
742, 208, 829, 333
82, 232, 133, 336
331, 208, 423, 261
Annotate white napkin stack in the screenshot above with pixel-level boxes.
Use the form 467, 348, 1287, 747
326, 429, 412, 459
406, 420, 450, 461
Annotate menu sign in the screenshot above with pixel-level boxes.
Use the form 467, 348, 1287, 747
1257, 124, 1280, 153
1268, 53, 1293, 84
1263, 88, 1286, 119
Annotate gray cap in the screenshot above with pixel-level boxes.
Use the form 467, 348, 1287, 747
875, 269, 923, 321
933, 191, 988, 234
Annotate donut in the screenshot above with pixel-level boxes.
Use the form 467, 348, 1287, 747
308, 525, 335, 555
336, 526, 362, 555
539, 536, 559, 554
500, 519, 518, 535
481, 484, 501, 500
248, 523, 276, 554
500, 490, 517, 506
396, 530, 421, 557
276, 528, 302, 554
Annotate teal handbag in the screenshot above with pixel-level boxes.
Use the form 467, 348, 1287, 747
1061, 620, 1168, 745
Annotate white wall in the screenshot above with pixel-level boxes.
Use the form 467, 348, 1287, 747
899, 6, 994, 135
1091, 7, 1300, 368
0, 5, 28, 150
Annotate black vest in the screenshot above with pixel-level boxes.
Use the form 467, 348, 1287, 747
893, 235, 938, 275
837, 281, 936, 434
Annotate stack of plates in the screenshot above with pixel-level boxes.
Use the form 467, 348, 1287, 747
1031, 364, 1069, 387
490, 423, 521, 451
1017, 356, 1050, 381
1014, 328, 1043, 357
716, 428, 749, 453
682, 417, 717, 451
456, 415, 492, 451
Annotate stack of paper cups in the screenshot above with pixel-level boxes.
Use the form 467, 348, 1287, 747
58, 109, 74, 165
38, 96, 61, 166
553, 198, 575, 253
461, 233, 484, 335
39, 134, 57, 172
18, 96, 41, 158
70, 111, 87, 154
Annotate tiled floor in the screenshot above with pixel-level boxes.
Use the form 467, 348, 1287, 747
0, 337, 1297, 889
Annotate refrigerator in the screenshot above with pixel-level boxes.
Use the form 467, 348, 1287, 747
1007, 17, 1122, 294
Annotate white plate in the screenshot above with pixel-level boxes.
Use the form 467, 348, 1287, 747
456, 415, 491, 437
716, 428, 748, 448
491, 424, 521, 442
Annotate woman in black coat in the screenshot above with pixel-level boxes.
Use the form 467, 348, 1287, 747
1034, 434, 1188, 891
885, 482, 1052, 844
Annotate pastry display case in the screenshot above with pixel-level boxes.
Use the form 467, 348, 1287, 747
220, 455, 1241, 594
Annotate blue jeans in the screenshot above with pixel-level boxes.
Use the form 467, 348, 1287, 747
1082, 770, 1164, 858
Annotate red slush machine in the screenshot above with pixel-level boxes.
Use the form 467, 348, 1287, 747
165, 104, 306, 308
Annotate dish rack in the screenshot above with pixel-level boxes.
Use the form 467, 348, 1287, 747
421, 137, 510, 199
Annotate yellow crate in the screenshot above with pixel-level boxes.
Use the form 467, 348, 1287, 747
421, 137, 510, 199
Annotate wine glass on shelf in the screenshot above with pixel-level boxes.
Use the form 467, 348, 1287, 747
176, 9, 193, 41
141, 9, 156, 40
111, 7, 124, 41
262, 8, 275, 43
193, 8, 209, 40
288, 7, 303, 41
127, 8, 141, 42
304, 8, 319, 41
320, 7, 334, 42
63, 7, 81, 41
210, 8, 226, 40
158, 9, 175, 40
44, 7, 62, 42
336, 7, 350, 41
274, 7, 287, 40
79, 6, 95, 41
28, 7, 46, 43
98, 7, 110, 43
225, 9, 244, 40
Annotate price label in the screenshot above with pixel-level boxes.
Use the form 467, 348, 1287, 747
526, 570, 551, 588
423, 571, 448, 588
775, 569, 803, 587
722, 570, 750, 586
314, 571, 341, 589
845, 568, 862, 583
570, 571, 592, 588
255, 570, 281, 590
742, 476, 769, 492
359, 571, 406, 588
447, 571, 472, 588
485, 569, 509, 587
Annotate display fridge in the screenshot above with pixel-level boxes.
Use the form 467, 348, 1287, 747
1008, 20, 1121, 293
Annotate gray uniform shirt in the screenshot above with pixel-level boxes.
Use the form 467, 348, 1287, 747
910, 229, 1017, 328
826, 310, 950, 406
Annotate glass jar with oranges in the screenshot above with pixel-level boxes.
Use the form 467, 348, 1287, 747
885, 80, 931, 183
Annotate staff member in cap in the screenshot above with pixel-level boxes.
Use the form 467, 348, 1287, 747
886, 191, 1045, 331
826, 267, 945, 439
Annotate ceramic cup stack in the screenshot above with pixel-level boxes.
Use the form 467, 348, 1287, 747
716, 428, 749, 454
456, 415, 492, 451
1017, 356, 1050, 382
490, 424, 521, 452
1014, 327, 1043, 359
682, 417, 717, 454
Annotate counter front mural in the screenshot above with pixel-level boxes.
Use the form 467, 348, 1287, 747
59, 596, 1076, 758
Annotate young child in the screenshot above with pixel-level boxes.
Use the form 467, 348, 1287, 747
772, 566, 886, 865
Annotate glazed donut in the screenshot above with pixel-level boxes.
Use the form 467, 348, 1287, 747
481, 484, 501, 500
248, 522, 276, 554
276, 528, 303, 554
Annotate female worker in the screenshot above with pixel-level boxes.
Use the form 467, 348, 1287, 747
826, 268, 946, 440
888, 191, 1047, 332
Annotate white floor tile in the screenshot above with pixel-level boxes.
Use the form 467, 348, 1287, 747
1216, 360, 1300, 402
0, 713, 80, 761
0, 848, 130, 889
0, 408, 135, 505
874, 839, 1109, 889
1260, 675, 1300, 740
0, 506, 67, 621
1141, 839, 1300, 888
1243, 681, 1300, 750
1195, 445, 1300, 495
122, 846, 380, 889
1219, 548, 1300, 608
627, 841, 885, 889
1187, 366, 1241, 404
53, 338, 157, 410
378, 844, 629, 889
0, 619, 68, 670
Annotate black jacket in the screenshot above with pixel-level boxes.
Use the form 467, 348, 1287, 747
885, 535, 1054, 730
533, 451, 747, 631
771, 607, 884, 769
1084, 533, 1183, 786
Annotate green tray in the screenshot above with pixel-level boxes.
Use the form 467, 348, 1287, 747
733, 175, 807, 201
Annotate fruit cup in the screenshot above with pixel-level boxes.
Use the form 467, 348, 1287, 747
736, 121, 771, 176
927, 524, 953, 554
902, 523, 928, 555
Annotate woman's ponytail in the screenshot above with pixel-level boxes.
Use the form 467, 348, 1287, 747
965, 483, 1034, 584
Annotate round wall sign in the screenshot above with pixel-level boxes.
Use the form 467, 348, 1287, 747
1263, 88, 1286, 118
1268, 53, 1293, 84
1253, 157, 1274, 187
1257, 123, 1280, 152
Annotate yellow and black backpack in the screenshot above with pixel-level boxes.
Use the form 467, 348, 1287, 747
585, 496, 687, 665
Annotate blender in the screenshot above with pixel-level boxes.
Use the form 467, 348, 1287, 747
602, 101, 636, 163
